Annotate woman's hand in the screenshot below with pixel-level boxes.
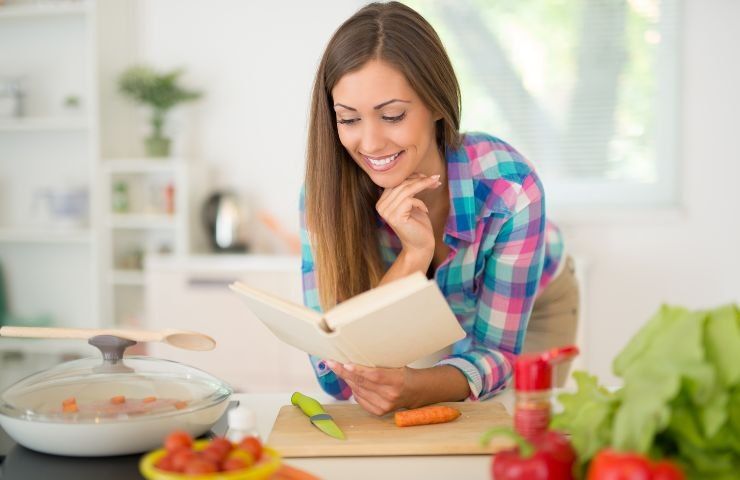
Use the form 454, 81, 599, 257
376, 173, 441, 264
325, 360, 417, 415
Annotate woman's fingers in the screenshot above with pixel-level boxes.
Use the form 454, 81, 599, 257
400, 198, 429, 222
376, 174, 439, 215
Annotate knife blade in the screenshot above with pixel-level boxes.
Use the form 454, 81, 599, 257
290, 391, 345, 440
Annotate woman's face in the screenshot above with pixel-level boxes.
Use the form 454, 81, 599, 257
331, 59, 442, 188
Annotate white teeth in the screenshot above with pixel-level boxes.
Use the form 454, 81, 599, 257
367, 152, 400, 166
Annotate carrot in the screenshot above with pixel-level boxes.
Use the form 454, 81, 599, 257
62, 397, 77, 406
110, 395, 126, 404
62, 403, 79, 413
143, 396, 157, 403
271, 464, 322, 480
394, 405, 461, 427
174, 400, 189, 410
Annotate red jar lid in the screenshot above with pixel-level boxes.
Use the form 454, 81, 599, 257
514, 345, 579, 391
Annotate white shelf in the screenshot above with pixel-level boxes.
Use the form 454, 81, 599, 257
109, 269, 145, 286
108, 213, 176, 229
0, 227, 92, 244
102, 158, 186, 174
0, 116, 88, 132
0, 1, 90, 20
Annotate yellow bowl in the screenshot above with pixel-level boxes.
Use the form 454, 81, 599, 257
139, 439, 281, 480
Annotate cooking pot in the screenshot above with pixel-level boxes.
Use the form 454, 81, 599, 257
0, 335, 232, 457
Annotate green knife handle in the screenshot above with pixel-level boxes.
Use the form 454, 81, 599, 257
291, 392, 325, 417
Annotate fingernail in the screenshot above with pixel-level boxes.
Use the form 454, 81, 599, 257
431, 174, 440, 180
343, 363, 355, 371
325, 360, 337, 369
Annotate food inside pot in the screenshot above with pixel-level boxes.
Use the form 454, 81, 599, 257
2, 372, 225, 422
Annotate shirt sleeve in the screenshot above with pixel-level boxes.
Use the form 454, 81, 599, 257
299, 188, 353, 400
438, 173, 547, 400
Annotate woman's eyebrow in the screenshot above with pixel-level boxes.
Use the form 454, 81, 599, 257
333, 99, 411, 111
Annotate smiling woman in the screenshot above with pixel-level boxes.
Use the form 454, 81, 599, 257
300, 1, 579, 416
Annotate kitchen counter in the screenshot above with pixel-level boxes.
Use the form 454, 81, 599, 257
0, 390, 514, 480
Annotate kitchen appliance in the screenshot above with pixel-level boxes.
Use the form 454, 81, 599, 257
0, 335, 232, 456
268, 401, 514, 457
202, 191, 248, 252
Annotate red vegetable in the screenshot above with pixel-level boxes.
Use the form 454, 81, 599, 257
164, 430, 193, 453
481, 427, 575, 480
238, 436, 263, 462
587, 449, 685, 480
183, 457, 218, 475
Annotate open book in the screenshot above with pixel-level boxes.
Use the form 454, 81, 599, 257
229, 272, 466, 368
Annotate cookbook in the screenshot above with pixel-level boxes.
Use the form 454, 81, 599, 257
229, 272, 466, 367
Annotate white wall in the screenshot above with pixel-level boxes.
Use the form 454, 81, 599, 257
131, 0, 740, 384
132, 0, 362, 252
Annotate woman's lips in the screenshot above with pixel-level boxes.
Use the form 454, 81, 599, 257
362, 150, 404, 172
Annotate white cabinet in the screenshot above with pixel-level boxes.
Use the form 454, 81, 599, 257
0, 1, 138, 357
99, 158, 194, 329
145, 255, 318, 393
0, 1, 98, 354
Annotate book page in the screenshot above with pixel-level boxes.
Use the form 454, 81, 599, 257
326, 278, 467, 367
324, 272, 428, 329
229, 282, 350, 363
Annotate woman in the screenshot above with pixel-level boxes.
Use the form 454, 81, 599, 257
300, 1, 578, 416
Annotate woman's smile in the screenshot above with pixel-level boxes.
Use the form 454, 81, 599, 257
362, 150, 405, 172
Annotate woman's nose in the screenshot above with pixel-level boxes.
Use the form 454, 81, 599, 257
359, 120, 386, 154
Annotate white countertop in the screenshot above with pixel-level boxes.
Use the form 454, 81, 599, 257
233, 390, 515, 480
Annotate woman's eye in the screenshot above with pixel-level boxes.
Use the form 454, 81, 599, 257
383, 112, 406, 123
337, 118, 359, 125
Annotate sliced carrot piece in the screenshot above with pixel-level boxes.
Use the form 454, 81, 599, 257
63, 403, 79, 413
110, 395, 126, 404
143, 396, 157, 403
174, 400, 188, 410
62, 397, 77, 406
394, 405, 461, 427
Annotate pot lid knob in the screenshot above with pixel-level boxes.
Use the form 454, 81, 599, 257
88, 335, 136, 366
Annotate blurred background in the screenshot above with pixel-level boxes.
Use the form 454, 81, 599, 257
0, 0, 737, 393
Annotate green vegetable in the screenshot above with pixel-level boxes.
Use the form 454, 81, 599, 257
551, 304, 740, 479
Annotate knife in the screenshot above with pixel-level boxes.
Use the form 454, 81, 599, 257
290, 392, 345, 440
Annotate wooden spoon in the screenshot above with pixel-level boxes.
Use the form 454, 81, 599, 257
0, 326, 216, 351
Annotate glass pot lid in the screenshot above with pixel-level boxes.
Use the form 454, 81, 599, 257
0, 335, 232, 424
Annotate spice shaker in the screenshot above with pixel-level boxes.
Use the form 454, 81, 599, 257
514, 345, 578, 439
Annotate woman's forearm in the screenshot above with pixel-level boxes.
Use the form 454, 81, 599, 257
407, 365, 471, 408
379, 249, 433, 286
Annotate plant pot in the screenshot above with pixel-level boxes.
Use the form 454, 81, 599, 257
144, 136, 171, 158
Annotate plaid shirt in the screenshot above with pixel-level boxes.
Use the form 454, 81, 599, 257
300, 132, 564, 400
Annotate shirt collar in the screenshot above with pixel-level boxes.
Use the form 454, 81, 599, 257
444, 141, 477, 243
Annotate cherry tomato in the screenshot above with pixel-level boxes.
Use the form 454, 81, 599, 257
164, 430, 193, 453
208, 437, 233, 455
222, 457, 248, 471
170, 448, 197, 472
183, 457, 218, 475
238, 436, 263, 462
202, 445, 229, 464
155, 454, 178, 472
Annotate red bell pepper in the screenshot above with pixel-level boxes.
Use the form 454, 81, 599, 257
587, 449, 685, 480
480, 428, 576, 480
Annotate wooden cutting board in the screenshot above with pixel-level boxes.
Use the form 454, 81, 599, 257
267, 401, 514, 457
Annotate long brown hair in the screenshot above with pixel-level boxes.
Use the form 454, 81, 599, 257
305, 1, 461, 310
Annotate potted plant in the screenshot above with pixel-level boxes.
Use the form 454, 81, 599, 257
118, 65, 202, 157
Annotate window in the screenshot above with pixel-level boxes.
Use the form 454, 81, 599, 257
404, 0, 681, 209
